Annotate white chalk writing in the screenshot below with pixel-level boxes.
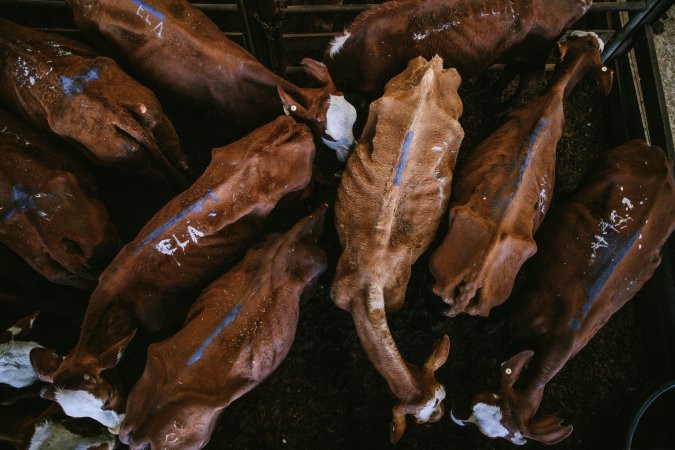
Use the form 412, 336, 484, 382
155, 225, 205, 265
134, 1, 165, 39
590, 209, 633, 262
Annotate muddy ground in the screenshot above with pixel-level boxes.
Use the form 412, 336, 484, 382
1, 6, 672, 450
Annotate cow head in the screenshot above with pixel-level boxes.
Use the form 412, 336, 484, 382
390, 335, 451, 443
451, 350, 573, 445
29, 331, 135, 433
118, 343, 223, 450
277, 58, 357, 162
0, 172, 119, 289
0, 312, 42, 389
559, 31, 614, 96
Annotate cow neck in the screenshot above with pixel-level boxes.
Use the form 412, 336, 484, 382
351, 284, 422, 400
76, 289, 134, 357
546, 46, 595, 100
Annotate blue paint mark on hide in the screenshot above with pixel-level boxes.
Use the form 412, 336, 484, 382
515, 119, 548, 187
393, 131, 414, 186
1, 184, 35, 222
567, 231, 640, 331
133, 190, 218, 252
59, 67, 99, 97
187, 304, 242, 366
131, 0, 166, 20
491, 119, 548, 218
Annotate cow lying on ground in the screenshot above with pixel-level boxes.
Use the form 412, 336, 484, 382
325, 0, 593, 98
119, 206, 328, 450
0, 19, 189, 183
30, 116, 317, 432
430, 32, 613, 317
67, 0, 357, 161
0, 108, 120, 290
331, 56, 463, 443
451, 140, 675, 445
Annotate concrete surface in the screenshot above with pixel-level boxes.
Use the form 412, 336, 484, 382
653, 5, 675, 140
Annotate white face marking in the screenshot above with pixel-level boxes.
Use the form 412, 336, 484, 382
54, 389, 125, 431
29, 421, 116, 450
322, 95, 357, 162
329, 31, 351, 58
414, 385, 446, 422
467, 403, 510, 438
569, 30, 605, 52
0, 340, 42, 388
511, 431, 527, 445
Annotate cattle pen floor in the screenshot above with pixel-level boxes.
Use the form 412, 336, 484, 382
2, 62, 671, 450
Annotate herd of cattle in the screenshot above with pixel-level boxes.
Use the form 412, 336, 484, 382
0, 0, 674, 448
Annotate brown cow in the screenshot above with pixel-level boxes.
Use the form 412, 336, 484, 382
429, 32, 613, 317
29, 116, 316, 432
0, 19, 189, 182
325, 0, 593, 98
451, 140, 675, 445
119, 205, 328, 450
331, 56, 462, 443
66, 0, 358, 161
0, 108, 120, 290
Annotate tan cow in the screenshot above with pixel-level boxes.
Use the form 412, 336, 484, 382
119, 206, 328, 450
325, 0, 593, 98
0, 19, 189, 183
67, 0, 358, 161
30, 116, 316, 433
451, 140, 675, 445
430, 32, 613, 317
331, 55, 463, 443
0, 108, 120, 290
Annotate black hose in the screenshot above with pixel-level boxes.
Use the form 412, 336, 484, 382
622, 379, 675, 450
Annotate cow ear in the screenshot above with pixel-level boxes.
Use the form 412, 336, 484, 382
30, 347, 63, 383
277, 86, 311, 122
300, 58, 334, 88
424, 335, 451, 372
500, 349, 534, 388
390, 405, 408, 444
525, 415, 573, 445
593, 63, 614, 96
558, 42, 570, 63
97, 330, 136, 370
1, 311, 40, 344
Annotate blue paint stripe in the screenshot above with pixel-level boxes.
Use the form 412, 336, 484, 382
393, 130, 414, 186
491, 119, 548, 217
187, 304, 241, 366
515, 119, 548, 187
568, 231, 640, 330
131, 0, 166, 20
2, 184, 32, 222
60, 67, 99, 98
133, 190, 217, 252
